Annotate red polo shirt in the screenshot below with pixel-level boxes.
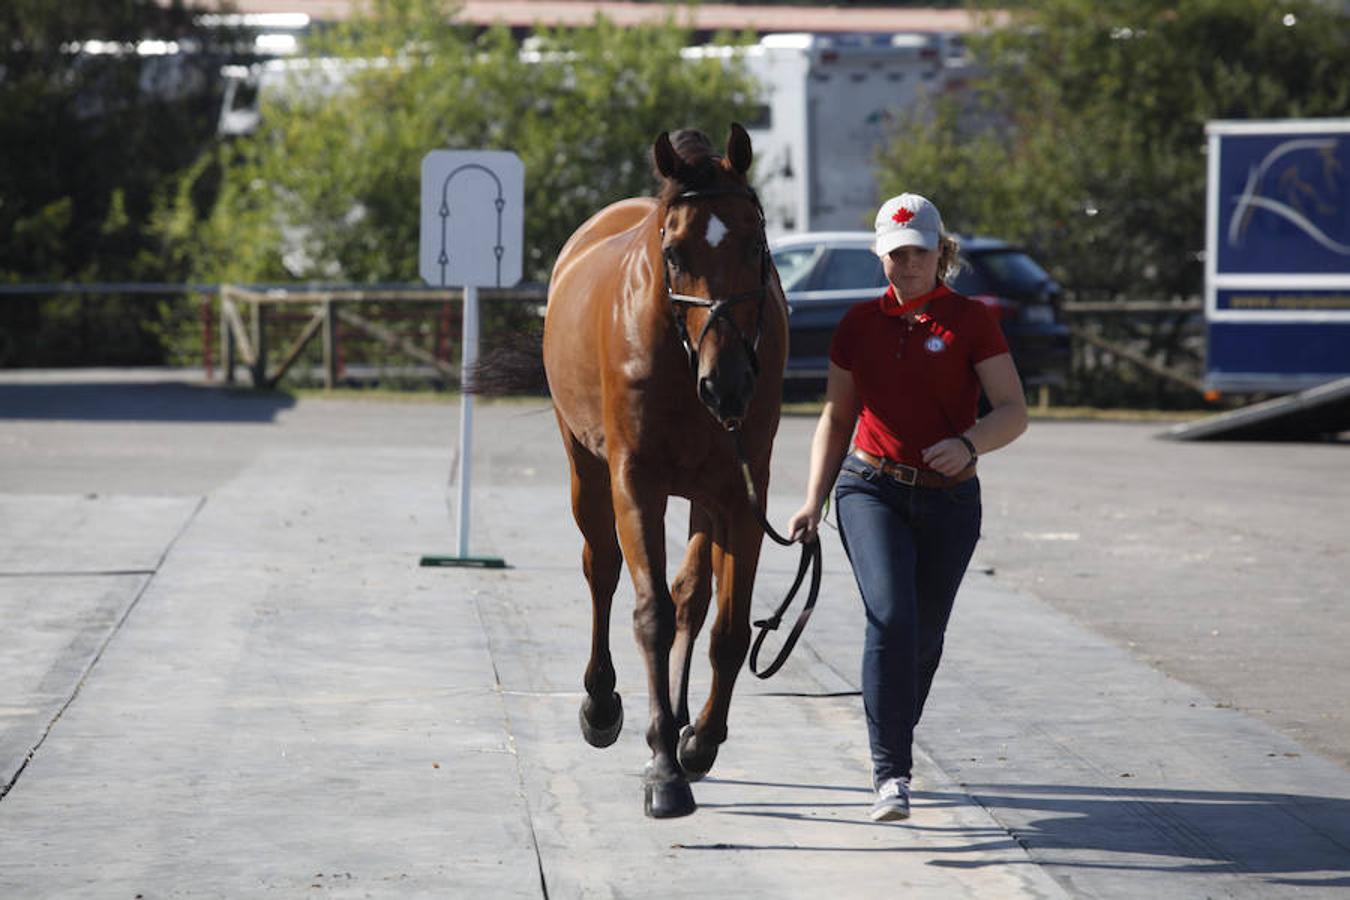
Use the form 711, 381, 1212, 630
829, 283, 1009, 469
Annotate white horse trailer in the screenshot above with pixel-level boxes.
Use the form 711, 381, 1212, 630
704, 33, 969, 237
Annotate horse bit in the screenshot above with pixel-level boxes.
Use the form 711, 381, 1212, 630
659, 185, 822, 680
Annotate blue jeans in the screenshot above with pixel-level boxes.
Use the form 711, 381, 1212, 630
835, 453, 982, 783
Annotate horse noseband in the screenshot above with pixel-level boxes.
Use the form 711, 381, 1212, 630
666, 280, 766, 379
661, 187, 771, 382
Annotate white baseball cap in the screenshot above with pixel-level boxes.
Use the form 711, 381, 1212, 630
873, 193, 944, 257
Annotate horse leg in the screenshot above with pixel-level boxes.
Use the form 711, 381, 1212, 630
612, 472, 695, 818
669, 503, 714, 731
678, 504, 764, 780
561, 426, 625, 748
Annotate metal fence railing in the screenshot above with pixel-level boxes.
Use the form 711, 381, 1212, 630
2, 282, 1210, 406
1061, 297, 1206, 405
0, 282, 548, 388
215, 283, 546, 389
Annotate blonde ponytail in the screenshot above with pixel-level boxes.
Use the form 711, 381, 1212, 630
937, 234, 962, 283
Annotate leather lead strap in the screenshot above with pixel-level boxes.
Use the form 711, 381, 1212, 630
732, 430, 823, 679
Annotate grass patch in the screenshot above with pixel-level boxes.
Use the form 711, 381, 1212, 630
285, 386, 556, 406
1028, 406, 1205, 423
285, 386, 456, 404
279, 386, 1209, 423
783, 399, 1205, 422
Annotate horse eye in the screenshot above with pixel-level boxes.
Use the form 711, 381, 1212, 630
664, 245, 683, 271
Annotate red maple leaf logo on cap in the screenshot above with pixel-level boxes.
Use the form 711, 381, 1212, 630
891, 207, 915, 225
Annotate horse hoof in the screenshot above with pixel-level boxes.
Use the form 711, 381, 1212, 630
644, 776, 696, 818
676, 724, 717, 781
579, 692, 623, 748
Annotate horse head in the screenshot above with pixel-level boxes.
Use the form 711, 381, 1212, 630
653, 124, 770, 430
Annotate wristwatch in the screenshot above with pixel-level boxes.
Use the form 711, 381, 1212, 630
957, 435, 978, 467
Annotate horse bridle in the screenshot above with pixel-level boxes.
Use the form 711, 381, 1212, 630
660, 184, 821, 680
660, 186, 772, 379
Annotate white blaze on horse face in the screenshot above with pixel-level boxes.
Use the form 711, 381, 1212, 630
705, 213, 728, 248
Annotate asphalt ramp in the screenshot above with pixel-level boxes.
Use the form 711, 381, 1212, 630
1165, 375, 1350, 441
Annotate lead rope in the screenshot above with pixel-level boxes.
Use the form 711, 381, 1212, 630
732, 429, 822, 679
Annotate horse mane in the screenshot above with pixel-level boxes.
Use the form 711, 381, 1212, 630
655, 128, 738, 204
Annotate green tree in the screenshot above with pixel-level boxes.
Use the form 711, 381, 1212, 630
160, 0, 760, 286
0, 1, 248, 365
878, 0, 1350, 300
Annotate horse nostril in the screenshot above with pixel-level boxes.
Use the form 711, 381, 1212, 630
700, 371, 754, 429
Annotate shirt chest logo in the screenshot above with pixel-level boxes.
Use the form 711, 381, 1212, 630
893, 310, 955, 359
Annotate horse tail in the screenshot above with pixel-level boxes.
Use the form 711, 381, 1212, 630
465, 324, 549, 396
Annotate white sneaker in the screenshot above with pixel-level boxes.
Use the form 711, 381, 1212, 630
870, 776, 911, 821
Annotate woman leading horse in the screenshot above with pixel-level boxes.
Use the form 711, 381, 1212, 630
543, 124, 788, 818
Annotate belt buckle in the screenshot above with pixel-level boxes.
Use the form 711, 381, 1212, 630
891, 462, 918, 486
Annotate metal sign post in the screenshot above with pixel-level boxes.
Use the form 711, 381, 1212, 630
457, 282, 479, 560
417, 150, 524, 568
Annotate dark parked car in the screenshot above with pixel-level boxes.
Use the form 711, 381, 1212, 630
770, 231, 1071, 389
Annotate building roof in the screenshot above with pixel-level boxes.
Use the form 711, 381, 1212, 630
213, 1, 1006, 34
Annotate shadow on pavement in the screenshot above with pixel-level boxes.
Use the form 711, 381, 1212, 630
0, 382, 295, 423
924, 784, 1350, 885
675, 779, 1350, 888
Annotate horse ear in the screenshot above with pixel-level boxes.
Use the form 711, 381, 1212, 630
727, 123, 752, 174
654, 131, 678, 179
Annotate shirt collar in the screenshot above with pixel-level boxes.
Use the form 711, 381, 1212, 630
879, 282, 952, 317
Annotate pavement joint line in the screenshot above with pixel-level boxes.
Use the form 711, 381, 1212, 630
0, 569, 157, 578
0, 495, 208, 806
950, 693, 1251, 883
1284, 803, 1350, 857
796, 633, 853, 684
468, 587, 551, 899
1019, 716, 1244, 869
497, 688, 863, 701
751, 690, 861, 699
795, 605, 1070, 881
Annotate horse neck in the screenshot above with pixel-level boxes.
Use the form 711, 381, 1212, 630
627, 210, 669, 320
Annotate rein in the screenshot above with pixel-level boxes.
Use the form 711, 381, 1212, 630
731, 428, 822, 680
663, 182, 821, 679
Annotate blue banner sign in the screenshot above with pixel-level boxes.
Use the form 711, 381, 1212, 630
1205, 119, 1350, 391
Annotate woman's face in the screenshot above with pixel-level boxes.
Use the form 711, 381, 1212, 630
882, 245, 940, 300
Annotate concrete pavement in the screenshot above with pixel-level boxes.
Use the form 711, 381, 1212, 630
1, 373, 1347, 897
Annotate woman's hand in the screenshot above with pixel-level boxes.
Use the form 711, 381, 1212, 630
921, 437, 975, 477
786, 503, 822, 544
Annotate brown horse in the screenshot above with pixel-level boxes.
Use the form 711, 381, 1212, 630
543, 124, 788, 818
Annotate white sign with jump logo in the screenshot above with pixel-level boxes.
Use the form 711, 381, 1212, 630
419, 150, 524, 288
418, 149, 525, 566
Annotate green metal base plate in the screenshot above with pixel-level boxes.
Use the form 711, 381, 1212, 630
419, 554, 508, 569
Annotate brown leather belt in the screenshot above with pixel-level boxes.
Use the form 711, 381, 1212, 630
850, 448, 977, 488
